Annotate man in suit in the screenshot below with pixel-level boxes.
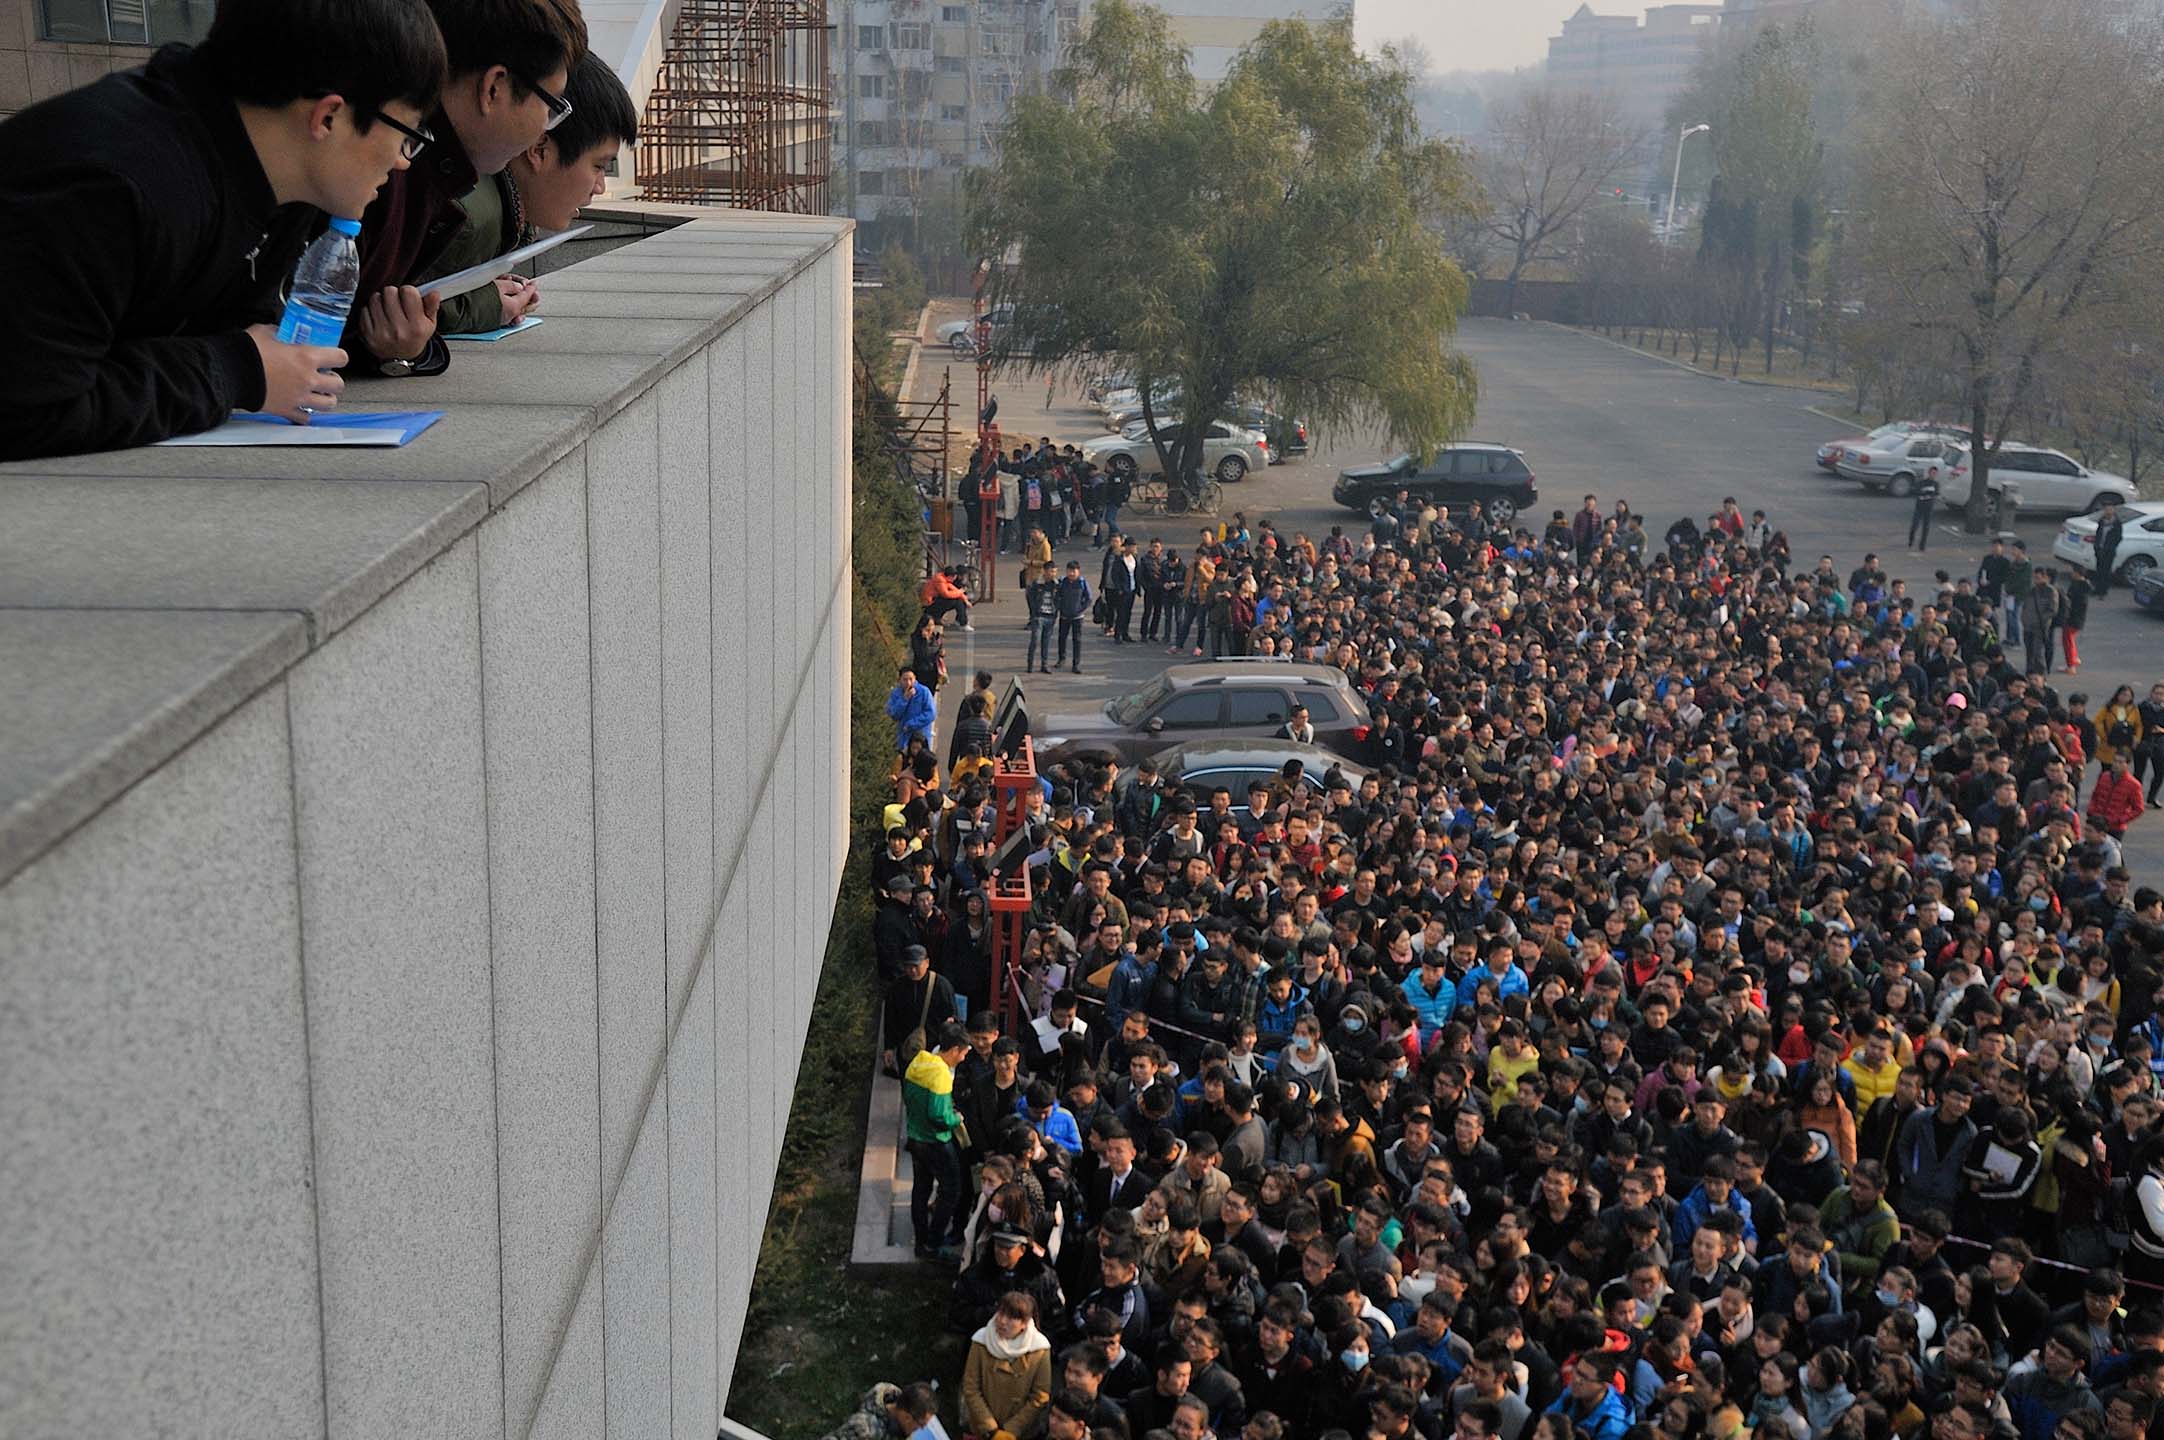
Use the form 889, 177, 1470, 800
1090, 1127, 1150, 1220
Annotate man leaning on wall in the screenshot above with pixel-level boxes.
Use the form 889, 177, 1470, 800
0, 0, 447, 459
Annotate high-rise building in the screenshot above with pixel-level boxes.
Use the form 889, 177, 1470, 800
1546, 2, 1725, 120
830, 0, 1348, 240
1146, 0, 1351, 82
832, 0, 1077, 239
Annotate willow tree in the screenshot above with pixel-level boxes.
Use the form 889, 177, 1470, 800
968, 0, 1479, 486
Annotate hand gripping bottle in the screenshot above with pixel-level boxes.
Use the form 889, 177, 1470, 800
276, 217, 363, 345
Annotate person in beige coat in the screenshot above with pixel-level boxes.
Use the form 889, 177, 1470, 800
960, 1291, 1052, 1440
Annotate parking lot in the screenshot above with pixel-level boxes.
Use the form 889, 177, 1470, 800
915, 314, 2164, 873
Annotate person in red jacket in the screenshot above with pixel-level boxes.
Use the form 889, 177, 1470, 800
2087, 753, 2145, 839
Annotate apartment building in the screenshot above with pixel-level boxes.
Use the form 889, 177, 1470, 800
832, 0, 1076, 236
1546, 2, 1724, 121
832, 0, 1348, 238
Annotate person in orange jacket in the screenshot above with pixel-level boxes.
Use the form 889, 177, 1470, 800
921, 566, 974, 631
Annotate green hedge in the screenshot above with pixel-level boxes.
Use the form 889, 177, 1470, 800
724, 388, 958, 1437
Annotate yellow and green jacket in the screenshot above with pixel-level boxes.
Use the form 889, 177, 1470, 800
903, 1049, 960, 1144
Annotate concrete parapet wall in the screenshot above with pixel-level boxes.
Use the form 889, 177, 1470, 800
0, 212, 854, 1439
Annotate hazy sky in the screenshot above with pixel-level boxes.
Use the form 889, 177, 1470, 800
1353, 0, 1589, 73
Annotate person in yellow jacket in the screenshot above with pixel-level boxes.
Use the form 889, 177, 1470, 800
1842, 1028, 1903, 1114
961, 1290, 1053, 1440
2097, 685, 2144, 768
1020, 525, 1054, 588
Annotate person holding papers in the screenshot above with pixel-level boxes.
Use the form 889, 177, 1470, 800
0, 0, 447, 459
342, 0, 586, 377
427, 53, 639, 336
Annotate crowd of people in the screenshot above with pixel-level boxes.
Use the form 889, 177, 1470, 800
855, 487, 2164, 1440
0, 0, 637, 459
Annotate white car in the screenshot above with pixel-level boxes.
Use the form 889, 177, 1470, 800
1816, 420, 1969, 472
1837, 434, 1970, 498
936, 305, 1014, 354
2052, 499, 2164, 580
1097, 384, 1178, 422
1937, 444, 2136, 515
1081, 420, 1270, 483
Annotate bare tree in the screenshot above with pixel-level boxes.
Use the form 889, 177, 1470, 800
1859, 0, 2164, 530
1474, 86, 1646, 317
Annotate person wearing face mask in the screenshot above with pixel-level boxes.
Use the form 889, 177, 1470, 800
1275, 1012, 1340, 1100
1314, 1320, 1377, 1431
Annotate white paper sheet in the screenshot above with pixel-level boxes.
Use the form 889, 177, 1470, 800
417, 225, 592, 300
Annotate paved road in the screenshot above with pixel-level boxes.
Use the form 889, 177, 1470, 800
915, 316, 2164, 871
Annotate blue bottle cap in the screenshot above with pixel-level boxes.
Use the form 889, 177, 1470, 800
328, 217, 362, 236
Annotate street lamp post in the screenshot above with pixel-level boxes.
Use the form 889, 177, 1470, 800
1664, 123, 1711, 245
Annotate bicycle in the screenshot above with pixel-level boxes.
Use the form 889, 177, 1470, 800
1163, 477, 1225, 516
1132, 475, 1169, 513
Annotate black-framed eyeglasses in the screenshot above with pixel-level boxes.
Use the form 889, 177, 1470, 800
375, 111, 434, 160
518, 71, 574, 130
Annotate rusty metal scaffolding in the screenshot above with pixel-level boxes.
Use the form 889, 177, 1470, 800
639, 0, 834, 211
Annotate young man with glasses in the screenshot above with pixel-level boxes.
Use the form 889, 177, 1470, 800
427, 52, 639, 336
0, 0, 447, 457
345, 0, 586, 377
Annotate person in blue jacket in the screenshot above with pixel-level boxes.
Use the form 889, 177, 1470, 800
1672, 1155, 1759, 1252
1401, 949, 1457, 1045
1456, 940, 1530, 1010
1018, 1080, 1083, 1156
1547, 1352, 1633, 1440
885, 665, 936, 752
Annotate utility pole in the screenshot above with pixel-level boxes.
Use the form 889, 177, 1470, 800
1664, 123, 1710, 245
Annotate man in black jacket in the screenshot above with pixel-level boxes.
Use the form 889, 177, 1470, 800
0, 0, 447, 457
951, 1225, 1065, 1334
2094, 500, 2127, 595
881, 946, 958, 1076
1056, 561, 1093, 675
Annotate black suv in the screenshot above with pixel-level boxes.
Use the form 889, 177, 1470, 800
1333, 443, 1537, 525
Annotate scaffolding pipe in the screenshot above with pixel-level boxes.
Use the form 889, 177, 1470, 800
639, 0, 835, 211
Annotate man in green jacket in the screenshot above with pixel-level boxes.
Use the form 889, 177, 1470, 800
424, 52, 639, 335
1822, 1159, 1900, 1291
904, 1021, 972, 1261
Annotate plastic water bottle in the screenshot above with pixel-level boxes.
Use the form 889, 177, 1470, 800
275, 217, 362, 346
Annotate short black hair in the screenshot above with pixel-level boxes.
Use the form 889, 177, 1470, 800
425, 0, 586, 83
197, 0, 447, 124
546, 52, 639, 165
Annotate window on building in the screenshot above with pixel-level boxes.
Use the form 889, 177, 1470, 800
857, 24, 884, 48
41, 0, 215, 43
857, 121, 888, 147
980, 26, 1014, 54
941, 4, 966, 19
858, 171, 886, 196
940, 104, 967, 122
857, 74, 884, 98
894, 23, 928, 48
937, 55, 965, 73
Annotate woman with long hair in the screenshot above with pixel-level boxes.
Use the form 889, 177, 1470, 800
1749, 1352, 1809, 1440
1795, 1068, 1859, 1170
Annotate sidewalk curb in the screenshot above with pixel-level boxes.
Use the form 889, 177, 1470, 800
1540, 321, 1841, 399
894, 300, 935, 407
850, 1018, 920, 1266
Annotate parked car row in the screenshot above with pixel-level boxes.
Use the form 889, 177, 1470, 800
1821, 423, 2136, 516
